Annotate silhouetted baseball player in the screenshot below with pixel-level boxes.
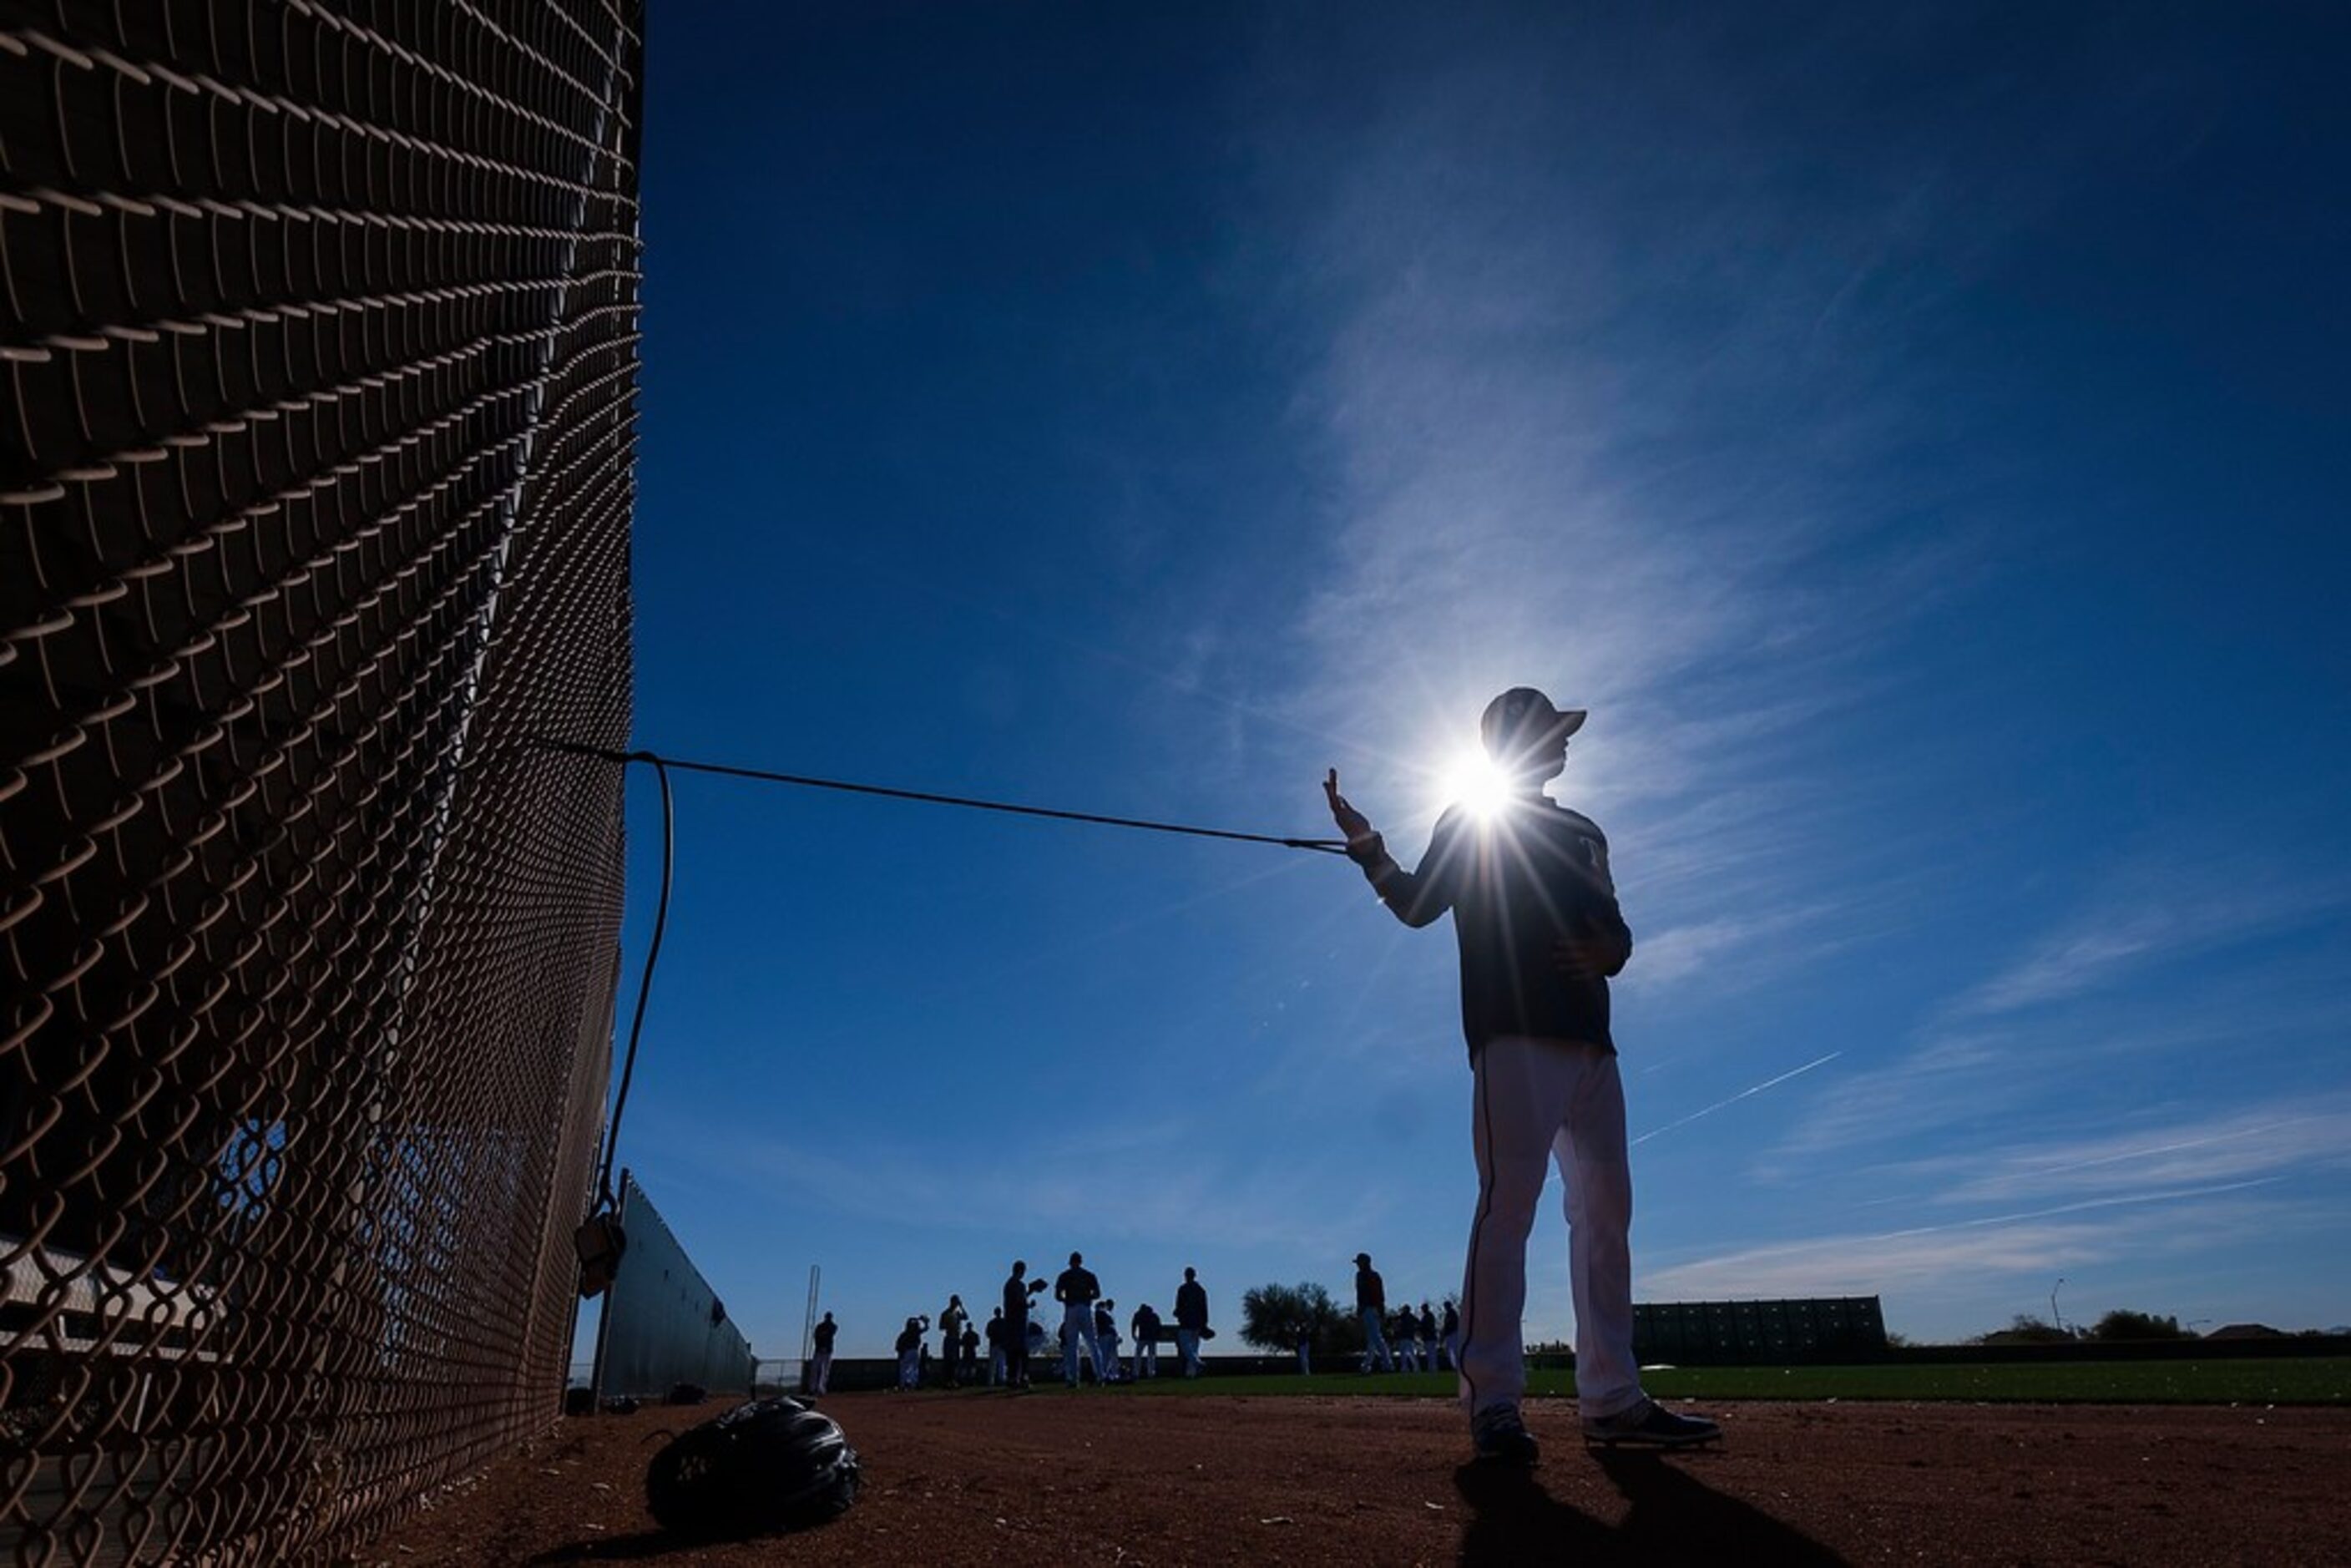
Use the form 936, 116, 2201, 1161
1326, 688, 1720, 1462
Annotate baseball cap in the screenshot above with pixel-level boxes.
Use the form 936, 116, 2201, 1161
1353, 1252, 1372, 1265
1480, 687, 1586, 756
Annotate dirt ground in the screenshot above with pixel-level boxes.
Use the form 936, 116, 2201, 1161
385, 1391, 2349, 1565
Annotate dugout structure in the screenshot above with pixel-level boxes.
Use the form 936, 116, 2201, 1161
1633, 1297, 1888, 1364
1, 1, 644, 1560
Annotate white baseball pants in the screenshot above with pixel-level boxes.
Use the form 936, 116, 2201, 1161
1457, 1035, 1644, 1421
1061, 1303, 1103, 1383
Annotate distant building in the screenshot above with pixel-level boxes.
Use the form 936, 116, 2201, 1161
1632, 1297, 1886, 1363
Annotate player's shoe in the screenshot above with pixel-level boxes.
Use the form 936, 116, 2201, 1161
1580, 1399, 1722, 1449
1470, 1402, 1540, 1465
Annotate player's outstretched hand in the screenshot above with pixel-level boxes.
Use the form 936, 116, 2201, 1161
1324, 769, 1373, 842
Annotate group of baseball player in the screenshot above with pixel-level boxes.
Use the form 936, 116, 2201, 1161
1003, 1253, 1216, 1388
1347, 1252, 1460, 1374
852, 1255, 1219, 1391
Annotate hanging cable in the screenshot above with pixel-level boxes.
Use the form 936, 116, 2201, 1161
593, 752, 673, 1217
534, 739, 1351, 854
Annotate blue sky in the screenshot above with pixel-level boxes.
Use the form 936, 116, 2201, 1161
590, 3, 2349, 1360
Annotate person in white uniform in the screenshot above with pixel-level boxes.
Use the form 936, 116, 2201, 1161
1324, 688, 1721, 1464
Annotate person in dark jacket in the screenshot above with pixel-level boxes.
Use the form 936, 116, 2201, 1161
1393, 1305, 1423, 1371
939, 1295, 968, 1387
1055, 1252, 1105, 1387
1002, 1260, 1046, 1391
894, 1317, 924, 1391
808, 1312, 837, 1396
1353, 1253, 1393, 1373
1325, 688, 1720, 1463
1130, 1302, 1163, 1379
1173, 1267, 1210, 1378
1094, 1299, 1122, 1383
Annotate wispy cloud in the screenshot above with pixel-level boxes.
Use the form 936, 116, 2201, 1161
1239, 27, 2010, 1016
1644, 1181, 2284, 1302
1935, 1096, 2351, 1206
1767, 1031, 2008, 1164
1616, 903, 1868, 994
1949, 855, 2346, 1019
1769, 849, 2351, 1169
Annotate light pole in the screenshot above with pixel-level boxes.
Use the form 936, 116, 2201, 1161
2050, 1277, 2066, 1336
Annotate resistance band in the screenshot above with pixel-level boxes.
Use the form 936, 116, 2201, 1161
541, 738, 1347, 1280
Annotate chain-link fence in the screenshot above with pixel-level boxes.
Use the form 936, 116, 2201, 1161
590, 1172, 751, 1402
2, 0, 644, 1560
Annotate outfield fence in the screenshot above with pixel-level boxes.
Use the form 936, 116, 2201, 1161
590, 1173, 752, 1402
1632, 1296, 1887, 1364
2, 1, 644, 1560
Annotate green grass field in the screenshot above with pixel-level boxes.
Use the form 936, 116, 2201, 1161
1116, 1358, 2351, 1404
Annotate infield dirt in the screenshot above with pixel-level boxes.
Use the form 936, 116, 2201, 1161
391, 1391, 2348, 1565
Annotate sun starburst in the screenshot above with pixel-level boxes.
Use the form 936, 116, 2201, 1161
1438, 750, 1515, 822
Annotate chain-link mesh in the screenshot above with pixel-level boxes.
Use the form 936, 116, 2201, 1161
1, 1, 643, 1560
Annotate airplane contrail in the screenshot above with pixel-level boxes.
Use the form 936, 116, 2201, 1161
1631, 1050, 1843, 1146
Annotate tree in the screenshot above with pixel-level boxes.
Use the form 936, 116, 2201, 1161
2087, 1309, 2185, 1341
1976, 1313, 2077, 1346
1240, 1282, 1358, 1358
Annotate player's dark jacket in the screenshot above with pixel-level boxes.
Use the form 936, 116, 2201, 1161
1174, 1279, 1208, 1331
812, 1320, 837, 1353
1131, 1305, 1161, 1344
1003, 1274, 1032, 1327
1055, 1265, 1100, 1306
1356, 1266, 1385, 1315
1358, 799, 1631, 1057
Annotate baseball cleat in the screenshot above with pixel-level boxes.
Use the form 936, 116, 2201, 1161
1581, 1399, 1721, 1449
1470, 1402, 1541, 1465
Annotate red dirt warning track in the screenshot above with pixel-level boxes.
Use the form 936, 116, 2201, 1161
392, 1392, 2348, 1565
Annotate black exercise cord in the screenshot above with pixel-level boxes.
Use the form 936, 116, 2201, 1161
558, 739, 1347, 1219
539, 740, 1352, 854
591, 751, 672, 1217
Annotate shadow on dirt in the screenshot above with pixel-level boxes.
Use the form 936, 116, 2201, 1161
1455, 1449, 1848, 1566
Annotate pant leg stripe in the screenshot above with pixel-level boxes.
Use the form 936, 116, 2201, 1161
1460, 1047, 1496, 1415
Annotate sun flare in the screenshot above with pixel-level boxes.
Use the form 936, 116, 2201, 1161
1439, 751, 1515, 822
